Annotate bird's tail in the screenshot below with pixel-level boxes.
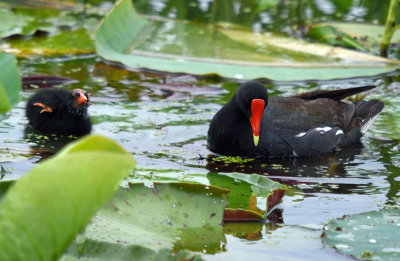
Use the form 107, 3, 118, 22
354, 99, 384, 134
341, 99, 384, 146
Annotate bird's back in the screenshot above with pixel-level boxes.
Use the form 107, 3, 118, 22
257, 88, 384, 157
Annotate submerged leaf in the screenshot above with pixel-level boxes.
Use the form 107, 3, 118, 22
0, 135, 135, 261
324, 210, 400, 260
95, 0, 399, 81
22, 75, 76, 89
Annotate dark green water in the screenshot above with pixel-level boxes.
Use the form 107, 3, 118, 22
1, 0, 400, 260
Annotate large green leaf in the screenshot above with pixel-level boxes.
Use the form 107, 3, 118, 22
65, 182, 229, 260
208, 172, 285, 221
95, 0, 399, 81
0, 52, 21, 113
324, 210, 400, 260
0, 135, 136, 261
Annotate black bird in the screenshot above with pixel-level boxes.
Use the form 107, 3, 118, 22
26, 88, 92, 136
207, 81, 384, 158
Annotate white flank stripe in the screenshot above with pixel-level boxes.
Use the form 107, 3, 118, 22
296, 132, 306, 137
315, 127, 332, 133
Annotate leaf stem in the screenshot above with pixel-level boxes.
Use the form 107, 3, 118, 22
380, 0, 399, 57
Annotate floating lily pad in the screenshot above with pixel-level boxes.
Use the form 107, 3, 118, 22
0, 135, 136, 261
208, 172, 285, 221
0, 52, 21, 113
3, 28, 95, 57
65, 182, 228, 260
0, 6, 57, 38
95, 0, 399, 81
0, 2, 101, 57
324, 210, 400, 260
0, 3, 101, 39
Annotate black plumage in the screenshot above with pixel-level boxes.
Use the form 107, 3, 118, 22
26, 88, 92, 136
207, 81, 384, 158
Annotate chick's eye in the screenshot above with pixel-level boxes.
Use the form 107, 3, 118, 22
84, 91, 88, 98
73, 90, 81, 97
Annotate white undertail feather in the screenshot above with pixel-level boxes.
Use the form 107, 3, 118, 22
361, 114, 379, 134
335, 130, 344, 136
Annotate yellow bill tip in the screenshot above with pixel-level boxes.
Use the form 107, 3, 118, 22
253, 135, 259, 146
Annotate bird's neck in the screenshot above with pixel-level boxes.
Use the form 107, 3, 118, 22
66, 99, 88, 117
208, 99, 256, 157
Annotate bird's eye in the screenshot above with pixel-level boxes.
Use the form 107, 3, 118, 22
83, 91, 89, 98
73, 90, 81, 97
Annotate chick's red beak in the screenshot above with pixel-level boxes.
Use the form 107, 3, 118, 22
76, 92, 88, 105
249, 99, 265, 146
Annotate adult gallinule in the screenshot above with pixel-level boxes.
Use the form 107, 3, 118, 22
207, 81, 384, 158
26, 88, 92, 136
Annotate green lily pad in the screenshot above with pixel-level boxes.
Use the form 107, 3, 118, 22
0, 52, 21, 113
0, 135, 136, 261
0, 6, 60, 38
0, 3, 100, 39
2, 28, 95, 57
306, 25, 364, 50
0, 2, 101, 57
208, 172, 285, 221
324, 210, 400, 260
65, 182, 228, 260
95, 0, 399, 81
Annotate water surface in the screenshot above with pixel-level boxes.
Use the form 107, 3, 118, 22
1, 55, 399, 260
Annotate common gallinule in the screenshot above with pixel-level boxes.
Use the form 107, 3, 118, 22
26, 88, 92, 136
207, 81, 384, 158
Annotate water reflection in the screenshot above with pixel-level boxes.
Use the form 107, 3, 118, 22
133, 0, 391, 34
23, 126, 77, 159
369, 139, 400, 205
206, 145, 365, 191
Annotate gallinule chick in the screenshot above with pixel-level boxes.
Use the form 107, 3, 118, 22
207, 81, 384, 158
26, 88, 92, 136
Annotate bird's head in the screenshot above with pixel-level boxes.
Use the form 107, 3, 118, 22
69, 89, 92, 116
236, 81, 268, 147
